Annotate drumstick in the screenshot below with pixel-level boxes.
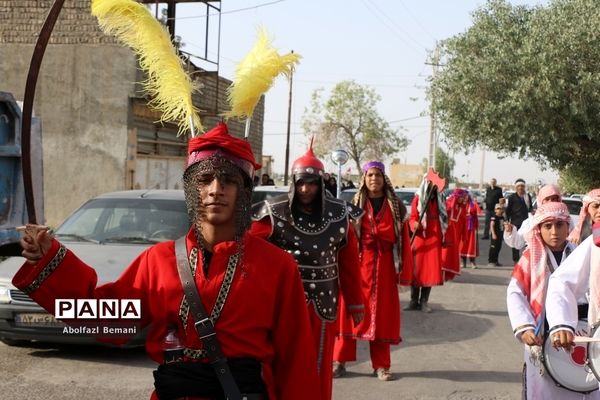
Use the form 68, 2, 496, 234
573, 336, 600, 343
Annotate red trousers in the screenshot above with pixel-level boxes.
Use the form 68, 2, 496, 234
333, 336, 391, 370
308, 310, 333, 400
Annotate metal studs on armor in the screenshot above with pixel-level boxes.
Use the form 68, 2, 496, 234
339, 227, 345, 233
309, 283, 316, 289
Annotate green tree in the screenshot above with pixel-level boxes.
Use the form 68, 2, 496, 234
429, 0, 600, 189
302, 80, 409, 173
420, 146, 456, 184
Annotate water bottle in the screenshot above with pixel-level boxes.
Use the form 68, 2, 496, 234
163, 328, 184, 364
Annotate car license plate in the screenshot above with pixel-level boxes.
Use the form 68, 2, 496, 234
14, 313, 66, 328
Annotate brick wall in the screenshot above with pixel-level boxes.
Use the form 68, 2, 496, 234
0, 0, 118, 44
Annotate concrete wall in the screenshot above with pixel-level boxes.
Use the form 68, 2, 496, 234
1, 1, 266, 227
1, 1, 136, 226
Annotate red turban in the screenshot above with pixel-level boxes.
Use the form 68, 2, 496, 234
186, 122, 261, 178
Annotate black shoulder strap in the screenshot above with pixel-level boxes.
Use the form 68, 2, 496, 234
174, 237, 242, 400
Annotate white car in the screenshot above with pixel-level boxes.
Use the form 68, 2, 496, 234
0, 190, 190, 346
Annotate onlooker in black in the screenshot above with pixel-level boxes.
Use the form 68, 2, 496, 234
324, 173, 337, 197
483, 178, 503, 239
261, 173, 270, 185
504, 178, 532, 262
488, 203, 505, 266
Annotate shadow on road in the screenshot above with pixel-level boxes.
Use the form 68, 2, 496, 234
398, 369, 522, 383
25, 343, 152, 368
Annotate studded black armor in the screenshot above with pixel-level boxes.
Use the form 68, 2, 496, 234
252, 194, 363, 321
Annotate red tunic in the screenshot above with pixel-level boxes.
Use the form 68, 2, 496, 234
442, 198, 467, 281
337, 199, 407, 344
12, 231, 320, 400
460, 202, 480, 258
400, 195, 443, 287
249, 219, 364, 400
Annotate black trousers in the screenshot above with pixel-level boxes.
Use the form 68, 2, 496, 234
512, 247, 521, 263
483, 209, 493, 238
488, 237, 502, 263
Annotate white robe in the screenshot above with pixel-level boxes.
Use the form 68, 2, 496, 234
507, 243, 598, 399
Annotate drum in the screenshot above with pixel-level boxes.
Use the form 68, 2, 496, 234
588, 324, 600, 382
543, 320, 598, 393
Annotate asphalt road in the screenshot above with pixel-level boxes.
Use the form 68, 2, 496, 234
0, 228, 525, 400
332, 231, 523, 400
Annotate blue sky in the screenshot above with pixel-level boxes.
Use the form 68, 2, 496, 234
165, 0, 555, 187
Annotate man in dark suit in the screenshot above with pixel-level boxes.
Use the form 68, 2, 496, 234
504, 178, 532, 262
482, 178, 504, 239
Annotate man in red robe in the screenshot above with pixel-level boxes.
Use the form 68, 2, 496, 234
442, 188, 468, 281
15, 123, 321, 400
249, 141, 364, 400
400, 175, 448, 313
332, 161, 413, 382
460, 194, 481, 269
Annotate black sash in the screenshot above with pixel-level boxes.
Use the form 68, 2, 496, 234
153, 358, 267, 400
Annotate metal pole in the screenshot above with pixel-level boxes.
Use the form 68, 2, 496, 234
284, 51, 294, 186
337, 163, 342, 198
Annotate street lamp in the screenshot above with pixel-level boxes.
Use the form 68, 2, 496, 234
330, 149, 349, 198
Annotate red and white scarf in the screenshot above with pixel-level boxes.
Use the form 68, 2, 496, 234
511, 202, 571, 322
568, 188, 600, 244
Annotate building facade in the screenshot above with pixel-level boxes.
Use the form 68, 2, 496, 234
0, 0, 264, 226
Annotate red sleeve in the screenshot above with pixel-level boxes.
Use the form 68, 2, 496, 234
270, 252, 321, 399
399, 222, 414, 277
338, 226, 365, 314
12, 238, 152, 343
248, 219, 273, 240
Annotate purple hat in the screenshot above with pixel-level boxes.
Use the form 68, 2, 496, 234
362, 161, 385, 174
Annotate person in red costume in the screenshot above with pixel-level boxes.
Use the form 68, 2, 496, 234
249, 140, 365, 400
460, 193, 481, 269
442, 188, 468, 281
14, 122, 321, 400
399, 174, 448, 313
332, 161, 413, 382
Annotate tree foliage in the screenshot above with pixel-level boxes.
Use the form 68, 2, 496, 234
420, 146, 456, 184
302, 80, 409, 173
429, 0, 600, 189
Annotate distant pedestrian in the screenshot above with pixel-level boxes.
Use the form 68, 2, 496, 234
460, 193, 480, 269
504, 184, 563, 251
488, 203, 505, 267
504, 179, 532, 263
261, 173, 270, 185
483, 178, 503, 239
442, 188, 468, 280
400, 173, 448, 313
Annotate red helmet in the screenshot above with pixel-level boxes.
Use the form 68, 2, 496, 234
291, 137, 324, 178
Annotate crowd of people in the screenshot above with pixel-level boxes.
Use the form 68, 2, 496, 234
13, 125, 600, 399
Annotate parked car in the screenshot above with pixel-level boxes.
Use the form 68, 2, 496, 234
251, 185, 288, 203
531, 197, 582, 227
0, 190, 190, 346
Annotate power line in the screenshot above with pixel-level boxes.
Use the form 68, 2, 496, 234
160, 0, 287, 21
360, 0, 428, 55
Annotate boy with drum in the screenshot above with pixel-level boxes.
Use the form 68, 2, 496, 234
507, 202, 597, 398
546, 189, 600, 395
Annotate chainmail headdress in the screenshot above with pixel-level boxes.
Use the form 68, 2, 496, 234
184, 122, 261, 258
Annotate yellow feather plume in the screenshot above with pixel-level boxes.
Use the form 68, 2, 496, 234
91, 0, 202, 134
224, 28, 301, 119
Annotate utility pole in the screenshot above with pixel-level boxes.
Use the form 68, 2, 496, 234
479, 150, 485, 190
427, 43, 440, 171
283, 51, 294, 186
